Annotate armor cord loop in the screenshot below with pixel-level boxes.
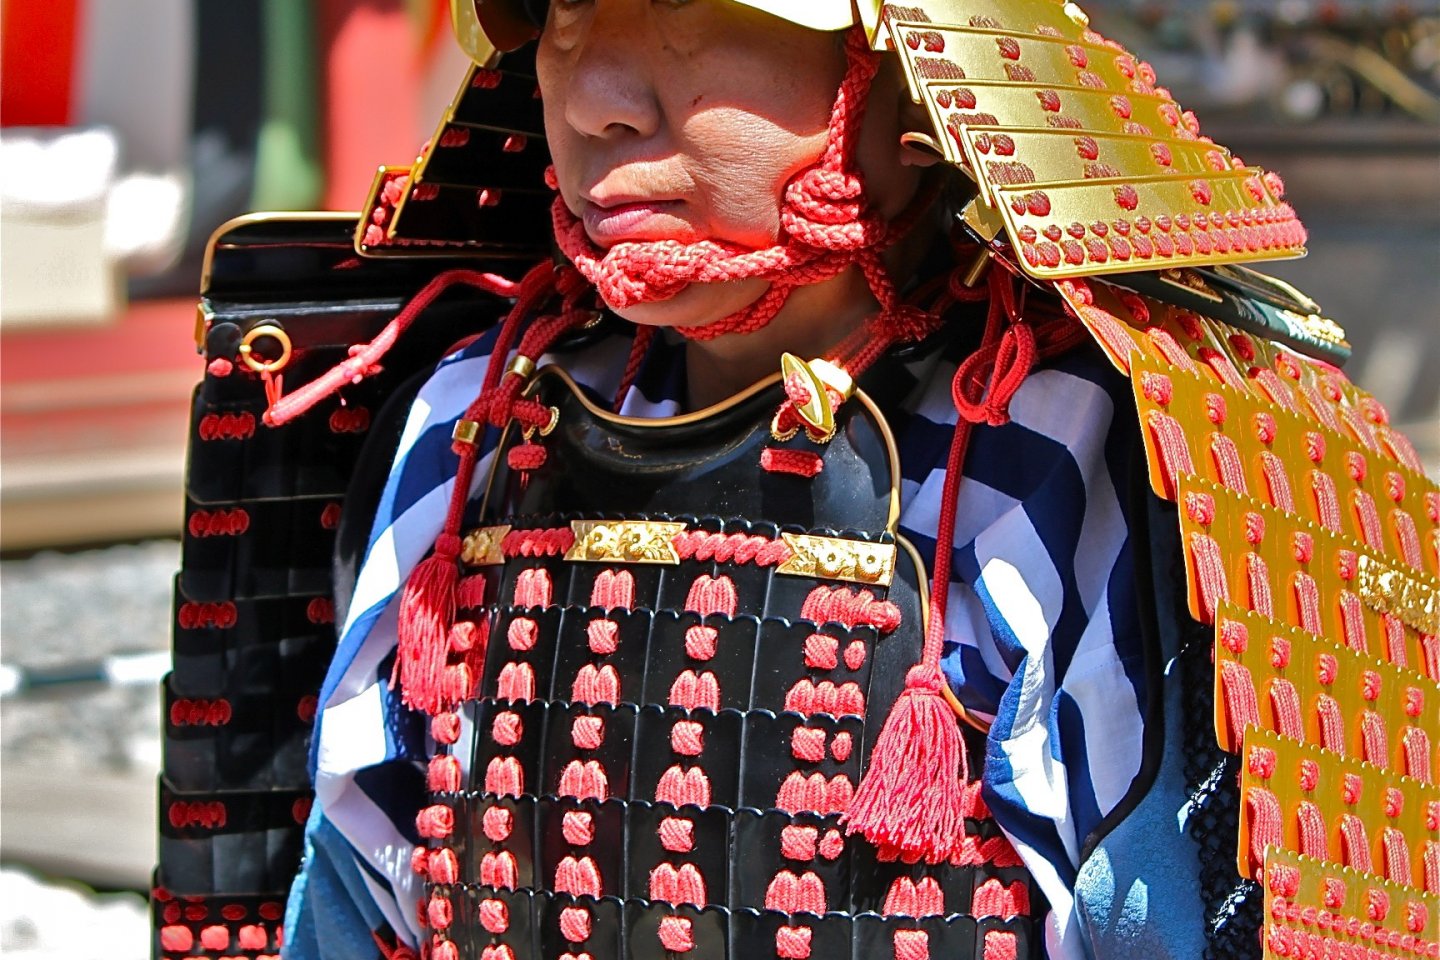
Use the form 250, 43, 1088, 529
553, 28, 924, 346
393, 262, 593, 715
261, 268, 523, 427
845, 268, 1085, 863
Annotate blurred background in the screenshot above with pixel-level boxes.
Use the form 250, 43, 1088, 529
0, 1, 1436, 957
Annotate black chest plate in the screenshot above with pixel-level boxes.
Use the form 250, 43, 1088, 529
422, 368, 1038, 960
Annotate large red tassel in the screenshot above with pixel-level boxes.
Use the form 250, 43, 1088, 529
843, 665, 967, 863
393, 531, 464, 716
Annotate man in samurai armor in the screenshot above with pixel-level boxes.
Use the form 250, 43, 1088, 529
156, 2, 1439, 959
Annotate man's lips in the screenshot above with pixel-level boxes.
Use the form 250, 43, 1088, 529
581, 200, 687, 245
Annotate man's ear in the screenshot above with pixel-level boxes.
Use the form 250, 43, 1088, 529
897, 94, 944, 168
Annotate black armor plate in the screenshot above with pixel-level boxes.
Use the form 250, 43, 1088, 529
419, 367, 1040, 960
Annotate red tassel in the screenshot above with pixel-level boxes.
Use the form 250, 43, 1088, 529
843, 665, 966, 863
393, 532, 463, 715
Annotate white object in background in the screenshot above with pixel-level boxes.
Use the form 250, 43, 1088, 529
0, 129, 123, 328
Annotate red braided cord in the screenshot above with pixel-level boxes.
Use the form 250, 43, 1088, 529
923, 271, 1080, 673
614, 324, 655, 411
263, 268, 521, 427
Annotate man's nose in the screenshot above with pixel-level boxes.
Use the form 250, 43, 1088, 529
561, 3, 662, 141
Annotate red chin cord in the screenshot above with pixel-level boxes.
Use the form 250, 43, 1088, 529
552, 27, 913, 346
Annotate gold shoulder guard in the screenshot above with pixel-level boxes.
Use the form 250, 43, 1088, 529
1057, 266, 1440, 946
870, 1, 1308, 282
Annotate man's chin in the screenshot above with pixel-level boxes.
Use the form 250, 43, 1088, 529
607, 276, 771, 332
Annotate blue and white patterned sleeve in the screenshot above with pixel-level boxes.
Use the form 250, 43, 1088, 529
896, 343, 1147, 960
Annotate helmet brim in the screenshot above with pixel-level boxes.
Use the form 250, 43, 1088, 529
452, 0, 856, 59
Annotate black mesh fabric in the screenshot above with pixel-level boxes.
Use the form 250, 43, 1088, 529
1178, 612, 1263, 959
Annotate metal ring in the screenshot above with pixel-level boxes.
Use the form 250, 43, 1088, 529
238, 323, 293, 374
537, 405, 560, 437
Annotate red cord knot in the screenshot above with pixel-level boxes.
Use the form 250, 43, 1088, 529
1368, 887, 1390, 922
670, 720, 706, 756
1253, 411, 1277, 445
1343, 773, 1363, 805
953, 320, 1038, 427
1316, 654, 1338, 686
1292, 532, 1314, 564
905, 665, 943, 694
555, 856, 603, 897
656, 765, 712, 808
432, 712, 462, 745
1268, 863, 1300, 899
427, 895, 453, 930
819, 829, 846, 860
1385, 788, 1404, 819
775, 925, 813, 959
1184, 491, 1216, 526
1405, 899, 1428, 934
669, 670, 721, 712
199, 926, 231, 951
562, 811, 594, 846
1270, 637, 1291, 670
237, 925, 268, 951
416, 804, 454, 839
893, 928, 931, 960
480, 851, 518, 889
658, 816, 695, 853
558, 759, 609, 800
507, 442, 547, 472
684, 625, 718, 661
765, 870, 828, 913
485, 755, 525, 796
1247, 745, 1277, 780
1140, 371, 1173, 406
492, 710, 523, 746
649, 862, 707, 906
843, 640, 867, 670
572, 714, 605, 750
559, 905, 593, 943
982, 929, 1021, 960
1219, 620, 1248, 655
478, 898, 509, 934
657, 915, 695, 953
781, 825, 819, 861
1324, 876, 1346, 909
804, 634, 839, 670
428, 755, 462, 792
791, 726, 829, 764
411, 846, 430, 875
428, 848, 459, 885
587, 618, 619, 655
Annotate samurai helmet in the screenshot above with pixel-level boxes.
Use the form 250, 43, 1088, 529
424, 0, 1308, 286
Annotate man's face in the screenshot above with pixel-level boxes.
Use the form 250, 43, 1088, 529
539, 0, 843, 252
537, 0, 919, 329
